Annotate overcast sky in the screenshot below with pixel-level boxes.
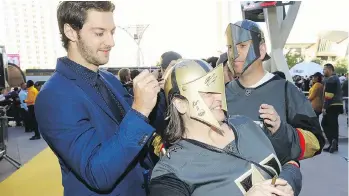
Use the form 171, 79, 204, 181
102, 0, 349, 67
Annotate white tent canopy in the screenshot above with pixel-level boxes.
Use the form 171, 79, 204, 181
289, 62, 323, 77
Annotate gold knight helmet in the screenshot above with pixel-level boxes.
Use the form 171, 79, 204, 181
164, 59, 227, 130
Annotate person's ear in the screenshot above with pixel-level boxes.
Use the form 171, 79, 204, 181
173, 98, 188, 114
64, 24, 79, 43
259, 43, 267, 60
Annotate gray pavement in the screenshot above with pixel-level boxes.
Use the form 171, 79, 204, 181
0, 115, 348, 195
0, 126, 47, 182
299, 142, 348, 196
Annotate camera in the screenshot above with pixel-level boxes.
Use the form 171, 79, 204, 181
0, 46, 23, 168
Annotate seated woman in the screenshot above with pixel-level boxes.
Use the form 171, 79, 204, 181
150, 59, 301, 196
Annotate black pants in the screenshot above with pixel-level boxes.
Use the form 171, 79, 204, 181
13, 106, 22, 126
321, 105, 343, 143
20, 108, 31, 132
28, 105, 40, 137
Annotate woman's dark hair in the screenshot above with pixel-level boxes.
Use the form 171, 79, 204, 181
162, 97, 186, 144
57, 1, 115, 50
313, 72, 323, 83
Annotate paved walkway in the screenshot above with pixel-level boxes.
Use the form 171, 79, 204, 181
0, 128, 47, 182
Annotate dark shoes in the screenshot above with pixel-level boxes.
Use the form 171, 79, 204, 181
323, 139, 338, 153
29, 135, 41, 140
329, 139, 338, 153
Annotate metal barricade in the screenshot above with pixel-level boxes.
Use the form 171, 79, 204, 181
0, 106, 22, 169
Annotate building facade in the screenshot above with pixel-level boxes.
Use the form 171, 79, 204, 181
284, 30, 349, 63
0, 0, 60, 70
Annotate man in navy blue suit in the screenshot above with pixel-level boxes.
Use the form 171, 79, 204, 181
35, 2, 166, 195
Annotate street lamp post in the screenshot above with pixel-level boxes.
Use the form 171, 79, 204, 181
117, 24, 149, 67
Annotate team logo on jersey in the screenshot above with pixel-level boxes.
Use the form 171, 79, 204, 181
234, 154, 282, 194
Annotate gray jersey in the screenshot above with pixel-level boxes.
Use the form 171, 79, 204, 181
226, 76, 325, 162
151, 115, 283, 196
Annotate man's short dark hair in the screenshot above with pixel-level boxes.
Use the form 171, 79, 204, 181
27, 80, 34, 88
324, 63, 335, 72
130, 70, 140, 80
160, 51, 182, 71
57, 1, 115, 50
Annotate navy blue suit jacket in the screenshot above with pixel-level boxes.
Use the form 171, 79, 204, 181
35, 58, 166, 195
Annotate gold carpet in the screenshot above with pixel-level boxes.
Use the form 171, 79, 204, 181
0, 147, 63, 196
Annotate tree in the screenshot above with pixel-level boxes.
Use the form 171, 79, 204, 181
311, 58, 324, 65
334, 58, 348, 74
285, 53, 304, 68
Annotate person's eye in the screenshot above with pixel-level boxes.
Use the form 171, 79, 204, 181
95, 32, 104, 37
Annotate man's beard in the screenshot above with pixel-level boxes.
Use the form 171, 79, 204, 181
76, 36, 107, 66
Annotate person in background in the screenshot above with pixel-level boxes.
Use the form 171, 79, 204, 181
118, 68, 131, 85
308, 72, 324, 118
24, 80, 40, 140
130, 69, 141, 80
295, 76, 303, 89
303, 76, 310, 92
159, 51, 182, 76
342, 74, 348, 125
0, 88, 8, 102
118, 68, 132, 94
206, 56, 218, 68
339, 73, 346, 84
18, 82, 31, 132
216, 52, 235, 85
342, 74, 348, 116
5, 87, 22, 126
322, 63, 343, 153
34, 81, 44, 91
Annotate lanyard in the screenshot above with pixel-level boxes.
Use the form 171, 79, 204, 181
184, 139, 276, 178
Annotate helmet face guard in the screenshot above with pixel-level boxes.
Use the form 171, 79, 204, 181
164, 60, 227, 130
225, 21, 270, 75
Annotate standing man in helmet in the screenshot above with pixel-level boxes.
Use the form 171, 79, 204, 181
224, 20, 325, 164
